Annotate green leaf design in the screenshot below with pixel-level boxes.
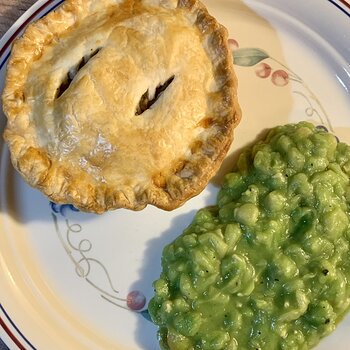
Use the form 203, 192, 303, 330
233, 48, 269, 67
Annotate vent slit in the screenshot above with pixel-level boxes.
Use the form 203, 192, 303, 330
56, 48, 101, 99
136, 75, 175, 115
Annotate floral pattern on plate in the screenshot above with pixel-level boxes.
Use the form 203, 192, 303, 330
230, 38, 333, 132
50, 202, 149, 318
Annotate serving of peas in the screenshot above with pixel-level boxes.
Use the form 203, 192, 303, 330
149, 122, 350, 350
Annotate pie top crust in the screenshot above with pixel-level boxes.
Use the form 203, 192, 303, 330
2, 0, 241, 213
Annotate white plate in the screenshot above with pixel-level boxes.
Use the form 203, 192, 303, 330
0, 1, 349, 349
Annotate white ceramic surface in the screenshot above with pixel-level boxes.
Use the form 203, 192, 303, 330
0, 1, 349, 349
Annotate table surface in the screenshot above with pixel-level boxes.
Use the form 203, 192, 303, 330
1, 2, 37, 349
0, 0, 37, 38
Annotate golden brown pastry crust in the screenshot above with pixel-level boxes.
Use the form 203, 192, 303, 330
2, 0, 241, 213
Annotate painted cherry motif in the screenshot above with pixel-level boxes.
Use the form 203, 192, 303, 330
127, 290, 146, 311
255, 62, 272, 78
271, 69, 289, 87
228, 38, 239, 51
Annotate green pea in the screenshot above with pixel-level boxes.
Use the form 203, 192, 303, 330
234, 203, 259, 226
166, 330, 194, 350
287, 147, 305, 171
303, 301, 335, 328
173, 312, 202, 337
198, 232, 228, 259
200, 331, 231, 350
264, 190, 286, 212
154, 278, 169, 298
179, 273, 196, 300
322, 207, 349, 239
224, 223, 242, 252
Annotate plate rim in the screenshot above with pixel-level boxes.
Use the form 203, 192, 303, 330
0, 1, 63, 348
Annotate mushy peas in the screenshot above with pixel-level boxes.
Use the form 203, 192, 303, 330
149, 122, 350, 350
